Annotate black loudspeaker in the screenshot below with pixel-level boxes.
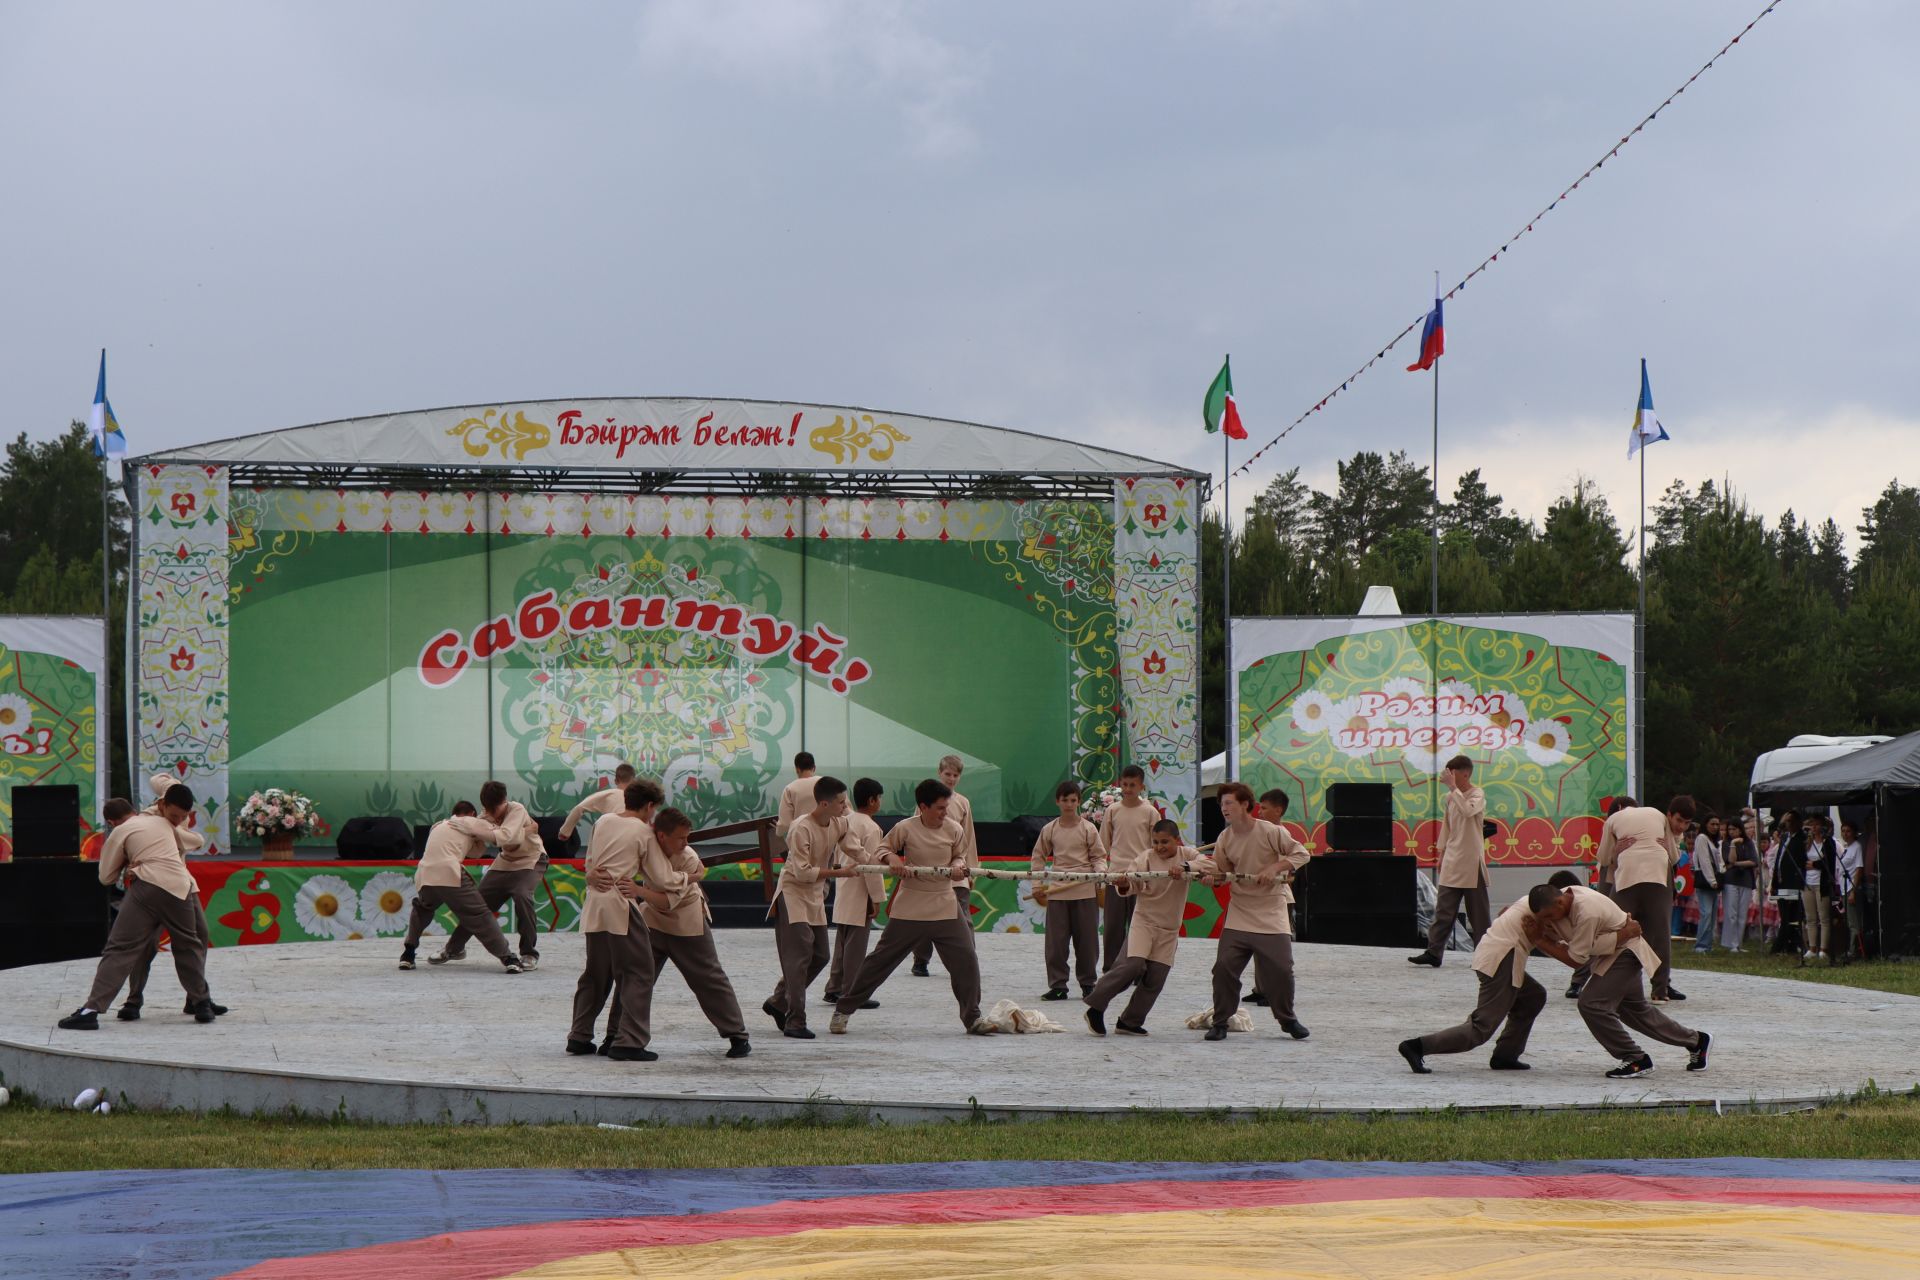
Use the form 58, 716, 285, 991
1296, 854, 1417, 948
0, 861, 111, 968
534, 815, 581, 859
412, 824, 433, 858
1325, 782, 1393, 820
11, 784, 82, 858
336, 816, 414, 860
1326, 813, 1394, 854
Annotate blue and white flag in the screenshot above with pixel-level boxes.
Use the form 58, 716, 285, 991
1627, 358, 1669, 458
89, 350, 126, 457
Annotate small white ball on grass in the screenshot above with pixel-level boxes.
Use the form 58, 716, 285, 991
0, 1085, 11, 1107
73, 1087, 100, 1111
94, 1101, 111, 1116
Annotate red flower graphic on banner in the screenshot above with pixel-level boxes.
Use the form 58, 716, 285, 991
169, 646, 195, 672
219, 887, 282, 945
1142, 650, 1167, 676
1143, 503, 1168, 528
171, 492, 197, 518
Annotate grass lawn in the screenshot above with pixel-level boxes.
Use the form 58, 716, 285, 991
1671, 947, 1920, 998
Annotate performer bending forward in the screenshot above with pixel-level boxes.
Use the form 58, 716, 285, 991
1083, 819, 1189, 1036
569, 780, 675, 1062
1199, 782, 1310, 1042
441, 780, 549, 969
398, 801, 525, 972
832, 778, 990, 1036
637, 806, 751, 1059
1398, 886, 1549, 1074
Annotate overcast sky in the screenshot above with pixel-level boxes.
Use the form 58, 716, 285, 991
5, 1, 1915, 550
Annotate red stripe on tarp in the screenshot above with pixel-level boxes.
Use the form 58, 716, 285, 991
223, 1174, 1920, 1278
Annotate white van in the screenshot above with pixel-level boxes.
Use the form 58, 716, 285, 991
1749, 734, 1891, 828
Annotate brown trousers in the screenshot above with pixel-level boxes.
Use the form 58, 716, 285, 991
1212, 928, 1296, 1024
570, 908, 654, 1050
446, 866, 543, 957
1576, 951, 1699, 1061
1045, 897, 1100, 992
1425, 872, 1491, 959
1612, 882, 1673, 996
912, 885, 975, 966
768, 897, 830, 1031
122, 894, 212, 1010
1419, 970, 1547, 1060
87, 880, 210, 1011
648, 928, 747, 1039
1084, 956, 1172, 1028
1101, 891, 1136, 971
827, 922, 871, 995
839, 915, 981, 1028
402, 882, 515, 959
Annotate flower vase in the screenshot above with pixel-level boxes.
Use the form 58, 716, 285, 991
262, 833, 296, 861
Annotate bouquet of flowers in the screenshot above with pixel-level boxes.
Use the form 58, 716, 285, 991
235, 788, 322, 841
1081, 784, 1124, 827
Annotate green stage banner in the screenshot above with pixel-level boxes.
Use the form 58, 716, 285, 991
1231, 615, 1634, 867
0, 616, 106, 854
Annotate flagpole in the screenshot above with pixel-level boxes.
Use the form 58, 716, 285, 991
1221, 359, 1234, 784
1636, 362, 1647, 799
1429, 271, 1441, 618
98, 350, 113, 793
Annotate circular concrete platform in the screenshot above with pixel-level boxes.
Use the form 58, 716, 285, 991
1, 934, 1911, 1125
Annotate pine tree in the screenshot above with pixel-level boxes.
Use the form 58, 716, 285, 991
1500, 480, 1635, 611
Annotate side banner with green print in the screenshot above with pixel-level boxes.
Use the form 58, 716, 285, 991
1231, 614, 1635, 867
0, 616, 106, 850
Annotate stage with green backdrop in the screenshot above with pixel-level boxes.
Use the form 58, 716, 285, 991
1231, 613, 1636, 869
126, 399, 1204, 868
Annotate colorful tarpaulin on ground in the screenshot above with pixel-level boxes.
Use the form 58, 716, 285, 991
5, 1160, 1919, 1279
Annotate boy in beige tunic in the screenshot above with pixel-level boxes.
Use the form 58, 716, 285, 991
441, 780, 549, 968
826, 777, 888, 1007
1245, 788, 1294, 1007
912, 754, 978, 976
833, 778, 989, 1035
765, 776, 858, 1038
774, 752, 819, 839
1399, 888, 1549, 1073
1099, 764, 1157, 972
636, 806, 751, 1059
556, 763, 637, 840
1410, 755, 1491, 967
1530, 884, 1711, 1078
571, 780, 675, 1061
1596, 794, 1691, 1001
1084, 820, 1190, 1036
398, 801, 524, 972
119, 775, 224, 1021
60, 794, 216, 1030
1032, 779, 1106, 1000
1198, 781, 1311, 1041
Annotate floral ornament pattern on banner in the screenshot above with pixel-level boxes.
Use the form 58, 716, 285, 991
0, 640, 100, 844
1114, 478, 1201, 841
1232, 0, 1790, 478
137, 464, 232, 851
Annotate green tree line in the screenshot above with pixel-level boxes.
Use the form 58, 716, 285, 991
1203, 451, 1920, 811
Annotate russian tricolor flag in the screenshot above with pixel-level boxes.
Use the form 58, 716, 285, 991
1406, 296, 1444, 372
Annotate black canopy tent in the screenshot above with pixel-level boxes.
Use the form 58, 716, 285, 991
1751, 730, 1920, 956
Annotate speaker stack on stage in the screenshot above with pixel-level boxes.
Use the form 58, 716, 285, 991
0, 783, 109, 969
1296, 781, 1417, 948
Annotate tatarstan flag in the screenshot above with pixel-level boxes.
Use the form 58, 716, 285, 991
1203, 356, 1246, 439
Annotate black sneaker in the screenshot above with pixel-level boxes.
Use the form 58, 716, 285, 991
1204, 1021, 1229, 1041
117, 1005, 141, 1021
565, 1038, 596, 1056
1687, 1030, 1711, 1072
397, 955, 416, 970
761, 1000, 788, 1032
1489, 1057, 1531, 1071
204, 1000, 229, 1017
1398, 1038, 1431, 1074
1605, 1055, 1655, 1079
1565, 981, 1584, 999
596, 1040, 612, 1056
910, 964, 931, 977
823, 990, 840, 1002
1245, 991, 1270, 1006
191, 999, 217, 1024
58, 1008, 99, 1031
1042, 987, 1069, 1002
726, 1036, 751, 1059
1407, 953, 1442, 968
1084, 1007, 1107, 1036
1665, 987, 1687, 1002
1114, 1022, 1149, 1036
784, 1026, 816, 1040
183, 998, 227, 1016
606, 1045, 658, 1062
1080, 986, 1095, 999
1280, 1018, 1310, 1040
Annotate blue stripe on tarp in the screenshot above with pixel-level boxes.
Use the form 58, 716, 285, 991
5, 1159, 1920, 1280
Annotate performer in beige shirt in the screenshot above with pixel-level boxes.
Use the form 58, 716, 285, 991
556, 762, 637, 840
1032, 779, 1107, 1000
441, 780, 549, 968
1596, 794, 1693, 1001
570, 779, 676, 1061
635, 806, 750, 1059
1084, 820, 1192, 1036
1198, 781, 1311, 1042
1410, 755, 1491, 967
1245, 788, 1295, 1007
765, 776, 857, 1038
1529, 883, 1711, 1078
774, 752, 819, 839
912, 754, 979, 976
825, 778, 889, 1007
1399, 890, 1549, 1074
1099, 764, 1157, 972
60, 792, 217, 1030
833, 778, 990, 1035
118, 774, 224, 1021
398, 801, 524, 972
